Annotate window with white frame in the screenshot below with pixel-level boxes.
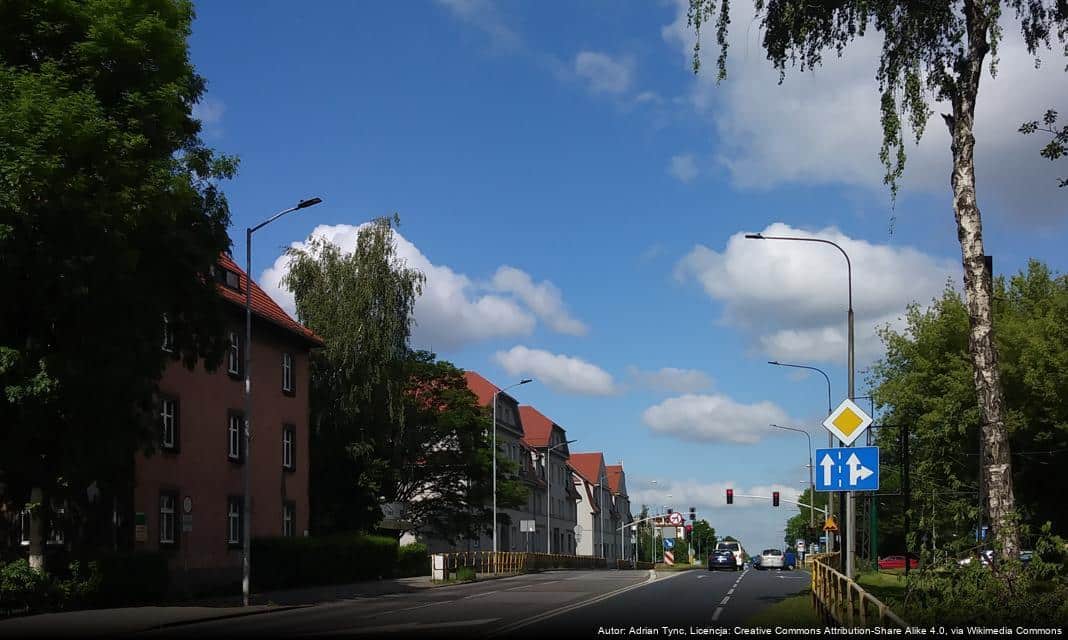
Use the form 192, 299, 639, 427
162, 314, 174, 352
159, 493, 176, 545
282, 352, 293, 393
283, 502, 295, 537
227, 332, 240, 375
228, 412, 243, 461
160, 397, 178, 450
282, 424, 295, 470
227, 497, 243, 545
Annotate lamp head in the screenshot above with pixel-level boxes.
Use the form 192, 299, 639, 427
297, 197, 323, 209
744, 233, 765, 240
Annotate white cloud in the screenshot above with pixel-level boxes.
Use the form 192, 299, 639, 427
436, 0, 521, 51
674, 222, 958, 365
627, 366, 713, 393
641, 393, 792, 444
260, 224, 582, 351
661, 0, 1068, 223
490, 266, 588, 336
493, 346, 617, 396
192, 97, 225, 137
574, 51, 634, 95
635, 91, 664, 104
668, 154, 699, 183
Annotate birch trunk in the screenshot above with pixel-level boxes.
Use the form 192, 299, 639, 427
949, 3, 1020, 561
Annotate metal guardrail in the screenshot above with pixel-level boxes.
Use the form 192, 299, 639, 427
433, 552, 609, 579
810, 552, 908, 628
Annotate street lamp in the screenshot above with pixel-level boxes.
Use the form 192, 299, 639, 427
648, 480, 657, 564
243, 196, 322, 606
771, 425, 815, 528
545, 439, 577, 554
747, 231, 856, 578
492, 379, 532, 557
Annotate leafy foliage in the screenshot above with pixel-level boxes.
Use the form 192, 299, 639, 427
783, 487, 827, 549
1020, 108, 1068, 187
0, 0, 235, 544
251, 534, 398, 590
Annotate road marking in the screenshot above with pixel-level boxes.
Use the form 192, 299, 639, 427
463, 590, 499, 599
720, 596, 730, 605
712, 606, 723, 622
506, 580, 561, 591
488, 570, 685, 637
320, 618, 500, 636
727, 588, 734, 595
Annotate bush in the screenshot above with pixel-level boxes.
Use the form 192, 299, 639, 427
90, 551, 169, 607
252, 534, 398, 591
0, 560, 52, 614
397, 543, 429, 577
454, 566, 476, 582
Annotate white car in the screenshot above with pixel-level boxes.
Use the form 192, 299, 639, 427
758, 548, 784, 570
716, 541, 744, 568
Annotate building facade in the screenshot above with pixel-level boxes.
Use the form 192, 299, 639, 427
606, 464, 633, 561
133, 254, 320, 590
519, 406, 580, 554
570, 452, 618, 560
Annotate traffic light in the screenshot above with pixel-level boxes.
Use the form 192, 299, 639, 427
773, 491, 780, 507
689, 507, 696, 521
726, 489, 734, 505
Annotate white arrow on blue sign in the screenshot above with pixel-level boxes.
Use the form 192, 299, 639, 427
815, 446, 880, 491
663, 538, 675, 550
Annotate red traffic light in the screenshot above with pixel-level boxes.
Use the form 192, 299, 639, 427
726, 489, 734, 505
685, 524, 693, 533
773, 491, 780, 507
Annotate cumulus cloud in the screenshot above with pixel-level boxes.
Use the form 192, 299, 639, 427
641, 393, 792, 444
574, 51, 634, 95
661, 0, 1068, 223
436, 0, 521, 51
674, 222, 958, 365
260, 224, 584, 351
668, 154, 699, 183
490, 266, 588, 336
494, 346, 618, 396
626, 366, 713, 393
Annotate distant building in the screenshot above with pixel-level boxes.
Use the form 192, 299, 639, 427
569, 452, 618, 560
606, 464, 634, 561
519, 405, 581, 554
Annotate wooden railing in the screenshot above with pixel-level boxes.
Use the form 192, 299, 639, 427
434, 552, 608, 580
810, 552, 908, 628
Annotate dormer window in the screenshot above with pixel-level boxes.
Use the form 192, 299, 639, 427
211, 265, 242, 291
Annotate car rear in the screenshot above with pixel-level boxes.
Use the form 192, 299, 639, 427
760, 549, 784, 569
708, 550, 736, 571
716, 541, 743, 568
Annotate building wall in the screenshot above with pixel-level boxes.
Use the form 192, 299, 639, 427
133, 313, 311, 590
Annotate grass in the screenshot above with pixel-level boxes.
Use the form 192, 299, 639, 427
745, 588, 822, 628
856, 570, 906, 605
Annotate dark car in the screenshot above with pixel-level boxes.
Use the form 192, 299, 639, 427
708, 550, 737, 571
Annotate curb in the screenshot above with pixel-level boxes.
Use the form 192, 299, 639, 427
133, 604, 308, 634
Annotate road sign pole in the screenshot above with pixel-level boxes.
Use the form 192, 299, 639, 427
847, 301, 855, 579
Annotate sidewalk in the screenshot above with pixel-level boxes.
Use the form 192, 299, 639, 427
0, 576, 437, 637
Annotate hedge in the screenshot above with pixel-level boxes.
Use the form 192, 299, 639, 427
251, 534, 398, 591
396, 543, 429, 577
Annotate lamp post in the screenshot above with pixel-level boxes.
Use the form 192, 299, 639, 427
492, 379, 532, 557
747, 232, 855, 578
771, 425, 815, 528
768, 360, 835, 551
243, 197, 322, 606
648, 480, 657, 564
545, 439, 576, 553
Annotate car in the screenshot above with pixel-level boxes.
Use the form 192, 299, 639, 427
708, 550, 738, 571
758, 548, 784, 570
958, 549, 1033, 567
879, 554, 919, 570
716, 541, 744, 569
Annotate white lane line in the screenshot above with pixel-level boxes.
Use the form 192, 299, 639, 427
463, 590, 499, 599
727, 588, 734, 595
506, 580, 561, 591
720, 596, 730, 605
712, 606, 724, 622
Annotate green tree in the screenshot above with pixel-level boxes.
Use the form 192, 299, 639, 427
283, 217, 425, 533
399, 352, 526, 544
1020, 109, 1068, 188
783, 488, 826, 549
870, 261, 1068, 561
0, 0, 235, 561
690, 519, 717, 561
687, 0, 1068, 560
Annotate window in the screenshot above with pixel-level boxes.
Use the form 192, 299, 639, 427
162, 314, 174, 352
282, 424, 295, 471
227, 496, 243, 545
159, 492, 177, 546
47, 501, 65, 545
282, 352, 294, 393
228, 411, 243, 462
227, 332, 241, 376
212, 265, 241, 291
283, 502, 295, 537
160, 396, 178, 451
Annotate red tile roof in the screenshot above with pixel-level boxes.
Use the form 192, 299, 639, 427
569, 452, 605, 486
463, 371, 500, 407
216, 253, 323, 347
606, 465, 624, 495
518, 405, 554, 448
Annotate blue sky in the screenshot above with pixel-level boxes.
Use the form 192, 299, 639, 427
189, 0, 1068, 552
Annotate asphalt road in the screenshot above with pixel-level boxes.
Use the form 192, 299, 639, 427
138, 567, 810, 638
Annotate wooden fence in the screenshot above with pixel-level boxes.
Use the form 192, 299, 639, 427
810, 552, 908, 628
433, 552, 610, 580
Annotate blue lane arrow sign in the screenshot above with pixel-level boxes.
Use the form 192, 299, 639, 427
814, 447, 879, 491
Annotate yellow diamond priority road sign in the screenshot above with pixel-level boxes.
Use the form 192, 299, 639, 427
823, 398, 873, 446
